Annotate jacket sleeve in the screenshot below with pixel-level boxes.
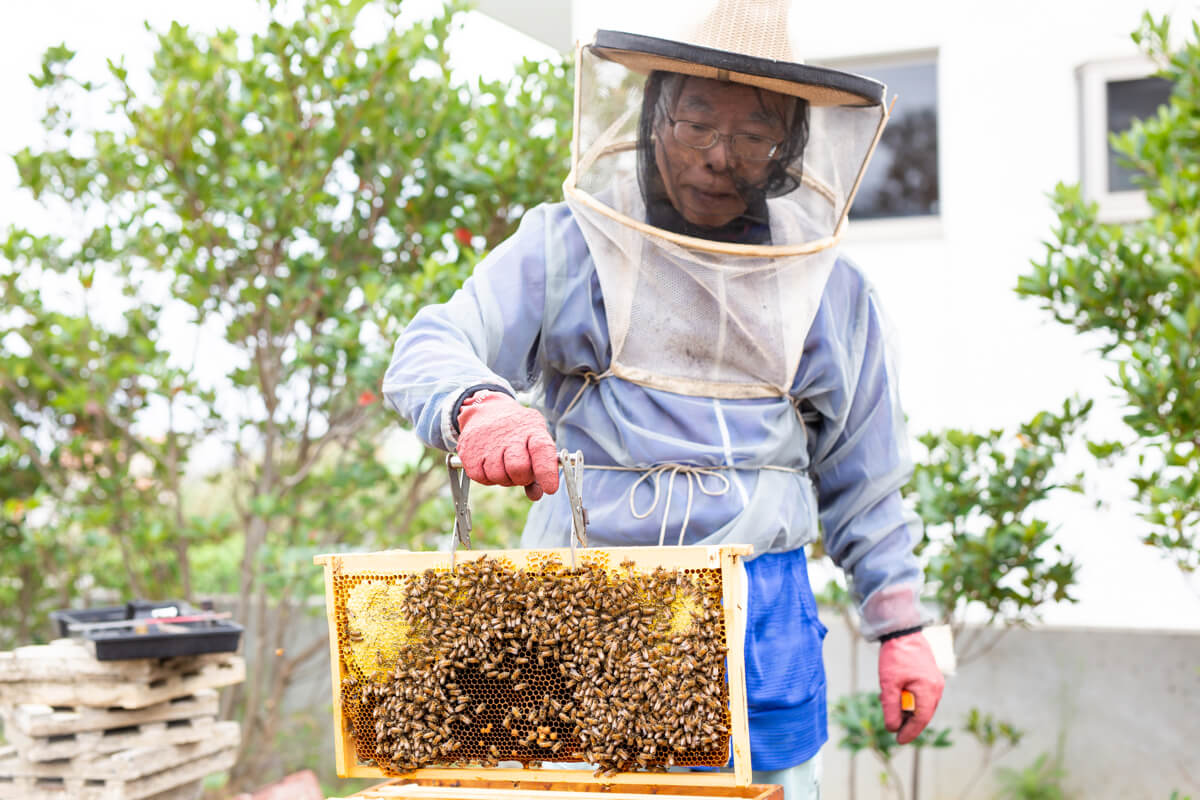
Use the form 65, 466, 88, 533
802, 265, 930, 641
381, 206, 550, 451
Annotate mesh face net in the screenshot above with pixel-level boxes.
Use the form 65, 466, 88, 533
636, 71, 812, 245
564, 46, 888, 397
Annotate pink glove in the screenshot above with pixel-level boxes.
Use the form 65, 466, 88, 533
878, 631, 945, 744
456, 390, 560, 501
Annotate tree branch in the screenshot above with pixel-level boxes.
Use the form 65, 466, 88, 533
393, 455, 444, 542
109, 475, 148, 599
281, 633, 330, 681
0, 400, 68, 496
165, 394, 192, 602
278, 406, 369, 495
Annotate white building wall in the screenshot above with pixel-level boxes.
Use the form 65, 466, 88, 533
822, 614, 1200, 799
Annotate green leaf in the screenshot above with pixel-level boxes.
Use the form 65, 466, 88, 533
1014, 12, 1200, 578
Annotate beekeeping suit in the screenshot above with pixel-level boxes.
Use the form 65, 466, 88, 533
383, 0, 943, 791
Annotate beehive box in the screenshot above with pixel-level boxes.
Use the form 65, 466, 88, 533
315, 546, 752, 789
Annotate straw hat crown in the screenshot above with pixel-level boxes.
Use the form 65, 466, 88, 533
690, 0, 795, 64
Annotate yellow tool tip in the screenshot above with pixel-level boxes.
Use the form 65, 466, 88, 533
901, 690, 916, 712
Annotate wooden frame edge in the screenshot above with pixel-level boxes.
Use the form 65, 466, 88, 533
322, 559, 352, 776
341, 768, 738, 787
721, 549, 752, 786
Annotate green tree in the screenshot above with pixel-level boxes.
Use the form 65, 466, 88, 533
0, 437, 75, 648
957, 708, 1024, 800
909, 399, 1087, 664
1018, 13, 1200, 579
0, 0, 572, 788
831, 690, 952, 800
825, 399, 1086, 800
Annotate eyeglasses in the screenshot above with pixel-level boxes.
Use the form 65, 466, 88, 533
662, 112, 781, 162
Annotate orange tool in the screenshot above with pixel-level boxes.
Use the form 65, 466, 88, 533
900, 689, 916, 731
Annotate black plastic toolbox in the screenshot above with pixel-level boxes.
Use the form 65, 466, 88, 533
50, 600, 243, 660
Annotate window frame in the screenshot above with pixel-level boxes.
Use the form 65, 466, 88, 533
815, 48, 942, 235
1077, 55, 1169, 223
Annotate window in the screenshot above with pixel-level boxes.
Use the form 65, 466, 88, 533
1078, 57, 1173, 221
818, 52, 940, 223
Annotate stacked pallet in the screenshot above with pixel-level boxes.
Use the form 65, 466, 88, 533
0, 638, 245, 800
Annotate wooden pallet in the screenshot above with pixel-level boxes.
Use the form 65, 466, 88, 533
0, 747, 233, 800
0, 721, 238, 778
0, 655, 244, 710
331, 777, 783, 799
0, 640, 235, 683
145, 780, 203, 800
144, 780, 204, 800
2, 690, 219, 738
3, 713, 218, 762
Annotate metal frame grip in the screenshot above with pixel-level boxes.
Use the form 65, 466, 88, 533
445, 451, 589, 564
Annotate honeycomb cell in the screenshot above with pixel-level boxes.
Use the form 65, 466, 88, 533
332, 556, 731, 777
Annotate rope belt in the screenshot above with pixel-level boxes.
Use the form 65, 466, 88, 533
563, 369, 613, 416
585, 462, 806, 547
560, 367, 810, 545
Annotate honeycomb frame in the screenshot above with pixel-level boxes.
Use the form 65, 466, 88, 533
315, 545, 753, 788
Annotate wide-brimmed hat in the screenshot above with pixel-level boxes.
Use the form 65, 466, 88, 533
589, 0, 884, 107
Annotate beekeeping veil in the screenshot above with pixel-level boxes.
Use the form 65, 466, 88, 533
563, 0, 890, 398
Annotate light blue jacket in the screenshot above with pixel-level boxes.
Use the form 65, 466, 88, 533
383, 201, 924, 769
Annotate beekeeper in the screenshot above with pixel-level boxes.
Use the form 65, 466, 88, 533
383, 0, 944, 795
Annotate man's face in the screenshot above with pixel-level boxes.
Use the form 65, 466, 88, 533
653, 77, 789, 229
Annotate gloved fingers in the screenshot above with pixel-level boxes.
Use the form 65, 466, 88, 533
878, 630, 944, 742
479, 450, 519, 485
466, 450, 545, 499
896, 714, 924, 745
895, 678, 943, 744
456, 448, 490, 486
879, 682, 903, 732
502, 445, 536, 487
527, 431, 560, 495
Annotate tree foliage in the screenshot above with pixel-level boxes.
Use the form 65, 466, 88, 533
908, 399, 1088, 664
1018, 13, 1200, 576
832, 690, 952, 800
826, 400, 1084, 800
0, 0, 572, 787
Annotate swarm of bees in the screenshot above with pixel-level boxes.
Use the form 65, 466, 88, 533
339, 556, 731, 777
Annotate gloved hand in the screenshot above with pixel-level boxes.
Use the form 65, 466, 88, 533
878, 630, 944, 744
456, 390, 560, 501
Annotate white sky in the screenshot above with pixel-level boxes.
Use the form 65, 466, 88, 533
2, 1, 1197, 631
